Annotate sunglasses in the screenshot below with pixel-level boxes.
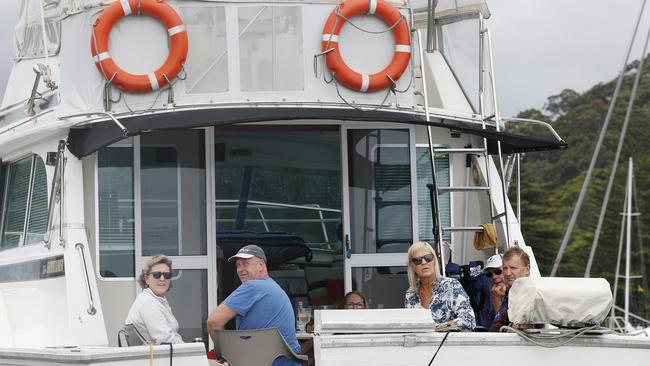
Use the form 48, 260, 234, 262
149, 271, 172, 279
485, 268, 502, 278
411, 254, 434, 265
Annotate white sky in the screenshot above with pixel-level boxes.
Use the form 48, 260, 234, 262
0, 1, 647, 116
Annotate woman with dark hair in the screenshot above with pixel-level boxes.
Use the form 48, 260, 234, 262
342, 291, 367, 309
404, 241, 475, 331
125, 255, 184, 344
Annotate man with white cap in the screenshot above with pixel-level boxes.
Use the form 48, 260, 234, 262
207, 245, 300, 366
484, 253, 505, 313
489, 247, 531, 331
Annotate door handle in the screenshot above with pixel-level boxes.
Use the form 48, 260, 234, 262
345, 234, 351, 259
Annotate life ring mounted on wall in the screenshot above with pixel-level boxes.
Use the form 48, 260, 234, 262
321, 0, 411, 93
90, 0, 188, 93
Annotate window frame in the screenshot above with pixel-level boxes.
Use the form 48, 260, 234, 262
0, 154, 48, 250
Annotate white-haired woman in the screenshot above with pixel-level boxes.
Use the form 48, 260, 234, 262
125, 255, 184, 344
404, 241, 476, 331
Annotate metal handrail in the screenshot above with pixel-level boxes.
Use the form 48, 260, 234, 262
216, 199, 341, 243
44, 140, 65, 248
215, 199, 341, 213
59, 111, 127, 136
75, 243, 97, 316
501, 117, 565, 143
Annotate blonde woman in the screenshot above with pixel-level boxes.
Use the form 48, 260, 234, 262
125, 255, 184, 344
404, 242, 476, 331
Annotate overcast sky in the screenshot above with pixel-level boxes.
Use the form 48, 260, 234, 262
0, 1, 647, 116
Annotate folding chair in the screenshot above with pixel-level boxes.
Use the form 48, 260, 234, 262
118, 324, 148, 347
213, 328, 308, 366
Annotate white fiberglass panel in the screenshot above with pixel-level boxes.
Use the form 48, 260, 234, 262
238, 6, 304, 91
181, 6, 229, 94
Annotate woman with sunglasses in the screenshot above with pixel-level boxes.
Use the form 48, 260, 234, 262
125, 255, 184, 344
404, 242, 476, 331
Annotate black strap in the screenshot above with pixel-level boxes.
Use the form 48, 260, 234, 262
161, 342, 174, 366
427, 331, 450, 366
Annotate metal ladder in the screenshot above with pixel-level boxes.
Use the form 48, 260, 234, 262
428, 144, 505, 257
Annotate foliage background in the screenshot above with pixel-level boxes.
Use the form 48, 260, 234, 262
512, 58, 650, 322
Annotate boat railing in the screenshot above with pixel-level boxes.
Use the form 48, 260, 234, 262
501, 117, 566, 144
215, 199, 341, 248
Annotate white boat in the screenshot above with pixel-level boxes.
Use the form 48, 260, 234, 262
0, 0, 646, 365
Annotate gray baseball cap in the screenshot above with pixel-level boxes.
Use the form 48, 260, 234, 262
228, 244, 267, 262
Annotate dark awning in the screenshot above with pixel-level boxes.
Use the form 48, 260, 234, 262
67, 107, 567, 158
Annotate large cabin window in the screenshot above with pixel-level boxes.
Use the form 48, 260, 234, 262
0, 155, 48, 250
97, 146, 135, 277
214, 126, 342, 310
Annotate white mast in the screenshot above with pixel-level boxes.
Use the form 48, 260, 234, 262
624, 157, 633, 327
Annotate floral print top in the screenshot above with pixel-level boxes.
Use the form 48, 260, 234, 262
405, 277, 476, 331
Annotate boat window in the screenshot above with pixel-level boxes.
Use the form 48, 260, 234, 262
141, 130, 207, 257
347, 129, 412, 255
0, 154, 48, 250
416, 148, 451, 244
437, 14, 480, 113
165, 268, 209, 342
97, 146, 135, 277
351, 266, 407, 309
238, 6, 304, 91
181, 6, 229, 94
214, 126, 342, 310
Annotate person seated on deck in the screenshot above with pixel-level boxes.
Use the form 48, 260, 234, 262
342, 291, 368, 309
206, 245, 300, 366
489, 247, 531, 332
124, 255, 184, 344
299, 290, 369, 366
404, 241, 476, 331
484, 254, 506, 318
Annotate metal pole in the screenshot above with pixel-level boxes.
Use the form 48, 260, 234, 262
516, 154, 521, 222
610, 189, 627, 330
551, 0, 647, 277
624, 158, 633, 327
485, 29, 511, 248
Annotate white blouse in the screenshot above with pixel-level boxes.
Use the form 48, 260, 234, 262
125, 288, 184, 344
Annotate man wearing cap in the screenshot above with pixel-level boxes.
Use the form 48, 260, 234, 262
484, 254, 505, 314
489, 247, 531, 332
207, 245, 300, 366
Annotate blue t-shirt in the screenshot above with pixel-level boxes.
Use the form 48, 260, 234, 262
223, 277, 300, 366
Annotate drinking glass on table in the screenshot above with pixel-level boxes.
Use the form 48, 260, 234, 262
297, 307, 312, 333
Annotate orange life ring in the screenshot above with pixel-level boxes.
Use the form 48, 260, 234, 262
321, 0, 411, 93
90, 0, 188, 93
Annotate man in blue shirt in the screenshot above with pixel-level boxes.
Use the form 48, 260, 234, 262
207, 245, 300, 366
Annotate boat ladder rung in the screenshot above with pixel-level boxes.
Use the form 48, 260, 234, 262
438, 186, 490, 193
442, 226, 484, 232
432, 148, 486, 154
